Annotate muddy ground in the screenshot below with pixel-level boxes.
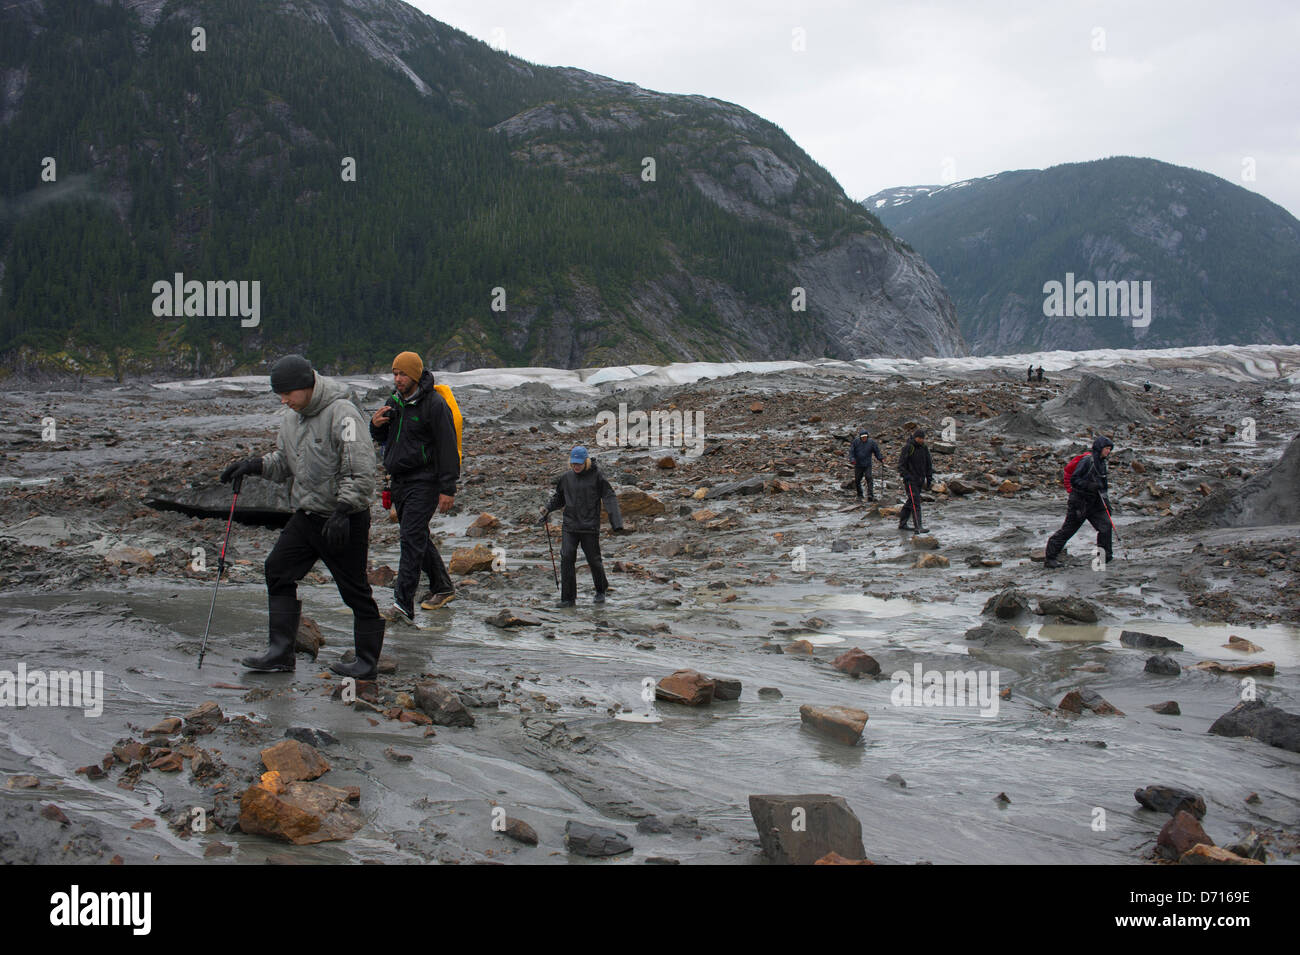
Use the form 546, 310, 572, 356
0, 356, 1297, 864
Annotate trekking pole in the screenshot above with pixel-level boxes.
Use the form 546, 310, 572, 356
541, 516, 559, 591
906, 482, 920, 532
198, 475, 241, 669
1101, 495, 1122, 560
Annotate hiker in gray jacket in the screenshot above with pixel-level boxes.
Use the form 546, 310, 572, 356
220, 354, 384, 679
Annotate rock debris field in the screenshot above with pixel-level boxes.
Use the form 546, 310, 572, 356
0, 354, 1297, 864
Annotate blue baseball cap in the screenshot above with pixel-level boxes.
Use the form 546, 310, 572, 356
569, 446, 588, 464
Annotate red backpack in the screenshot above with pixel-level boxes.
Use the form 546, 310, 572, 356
1062, 453, 1089, 493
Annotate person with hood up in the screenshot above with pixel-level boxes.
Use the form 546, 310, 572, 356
1044, 435, 1114, 569
369, 351, 460, 625
848, 428, 884, 501
220, 354, 383, 679
897, 428, 934, 533
539, 446, 624, 607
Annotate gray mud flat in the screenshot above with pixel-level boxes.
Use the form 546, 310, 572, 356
1, 354, 1298, 864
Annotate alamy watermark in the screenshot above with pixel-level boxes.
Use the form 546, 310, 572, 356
151, 272, 260, 327
594, 403, 705, 457
0, 664, 103, 717
1043, 273, 1152, 328
890, 663, 999, 717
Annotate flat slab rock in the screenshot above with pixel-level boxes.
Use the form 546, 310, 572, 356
564, 821, 632, 857
656, 669, 715, 705
1036, 596, 1099, 622
748, 794, 866, 865
485, 608, 542, 628
799, 704, 868, 745
1121, 630, 1185, 650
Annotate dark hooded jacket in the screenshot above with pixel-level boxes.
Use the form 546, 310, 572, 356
1069, 435, 1112, 499
897, 435, 934, 486
545, 460, 623, 534
849, 434, 884, 468
369, 369, 459, 497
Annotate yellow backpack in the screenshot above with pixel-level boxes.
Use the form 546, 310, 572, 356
434, 383, 463, 464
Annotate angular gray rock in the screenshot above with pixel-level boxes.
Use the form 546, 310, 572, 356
748, 794, 866, 865
414, 682, 476, 728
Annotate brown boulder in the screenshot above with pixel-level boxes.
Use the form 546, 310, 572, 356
144, 717, 182, 736
183, 701, 223, 732
614, 489, 665, 517
832, 648, 881, 677
799, 704, 868, 746
296, 615, 324, 659
914, 553, 950, 568
259, 739, 330, 782
366, 565, 396, 586
655, 669, 716, 706
465, 513, 500, 538
414, 682, 476, 727
1157, 810, 1213, 860
448, 544, 495, 575
238, 781, 362, 845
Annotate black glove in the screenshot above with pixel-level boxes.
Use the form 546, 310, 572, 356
221, 457, 262, 484
323, 506, 351, 552
538, 507, 551, 526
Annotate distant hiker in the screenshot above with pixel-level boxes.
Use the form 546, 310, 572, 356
539, 446, 624, 607
1036, 366, 1045, 382
896, 429, 934, 534
1027, 365, 1034, 383
848, 428, 884, 501
1044, 435, 1114, 569
220, 354, 383, 678
1143, 381, 1152, 393
369, 351, 460, 625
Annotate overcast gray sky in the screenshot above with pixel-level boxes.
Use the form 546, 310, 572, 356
410, 0, 1300, 218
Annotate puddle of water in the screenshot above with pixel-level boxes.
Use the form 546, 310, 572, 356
1026, 620, 1300, 666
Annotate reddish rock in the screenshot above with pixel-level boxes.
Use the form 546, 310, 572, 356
505, 817, 539, 846
1193, 660, 1275, 676
112, 740, 151, 764
1224, 635, 1263, 653
914, 553, 950, 568
366, 565, 396, 586
144, 717, 182, 736
749, 401, 765, 413
76, 764, 107, 780
655, 669, 716, 706
295, 616, 324, 659
1179, 844, 1262, 865
799, 704, 869, 746
1157, 810, 1213, 860
237, 781, 362, 845
656, 456, 676, 470
465, 513, 500, 538
148, 752, 185, 773
814, 851, 874, 865
786, 639, 816, 655
259, 739, 330, 782
1058, 689, 1124, 716
40, 804, 70, 825
183, 701, 223, 732
832, 648, 881, 678
1148, 701, 1181, 715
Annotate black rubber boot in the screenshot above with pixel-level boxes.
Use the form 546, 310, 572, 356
330, 617, 385, 681
242, 596, 299, 672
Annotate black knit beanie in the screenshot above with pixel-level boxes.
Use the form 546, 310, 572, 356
269, 354, 315, 393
